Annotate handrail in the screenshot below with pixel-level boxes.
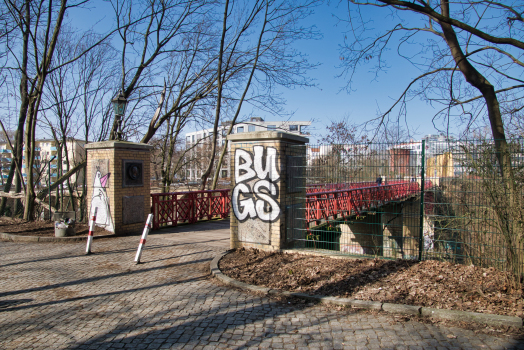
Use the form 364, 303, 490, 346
150, 180, 433, 230
305, 181, 429, 226
151, 189, 231, 230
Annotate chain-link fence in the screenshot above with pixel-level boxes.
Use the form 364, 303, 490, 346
287, 138, 524, 277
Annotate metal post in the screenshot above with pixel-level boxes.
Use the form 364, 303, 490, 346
418, 139, 426, 261
135, 214, 153, 264
86, 207, 98, 255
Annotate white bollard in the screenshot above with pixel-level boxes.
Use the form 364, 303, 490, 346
134, 214, 153, 264
86, 207, 98, 255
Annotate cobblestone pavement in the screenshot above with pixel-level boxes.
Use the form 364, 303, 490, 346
1, 233, 523, 350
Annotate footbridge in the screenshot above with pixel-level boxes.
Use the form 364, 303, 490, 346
305, 180, 431, 227
150, 180, 432, 231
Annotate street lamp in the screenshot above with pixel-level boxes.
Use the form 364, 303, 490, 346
111, 91, 128, 141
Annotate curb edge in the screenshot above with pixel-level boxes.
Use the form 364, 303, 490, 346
210, 250, 523, 329
0, 232, 116, 243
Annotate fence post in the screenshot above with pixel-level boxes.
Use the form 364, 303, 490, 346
151, 195, 157, 230
418, 139, 426, 261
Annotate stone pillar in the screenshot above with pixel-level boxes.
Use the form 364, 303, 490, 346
228, 131, 308, 251
339, 213, 382, 256
86, 141, 153, 235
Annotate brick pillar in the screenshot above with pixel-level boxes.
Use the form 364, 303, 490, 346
227, 131, 308, 251
86, 141, 153, 235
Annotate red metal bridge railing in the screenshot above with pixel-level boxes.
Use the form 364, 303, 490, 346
151, 180, 432, 230
151, 189, 231, 230
305, 181, 429, 227
306, 180, 412, 193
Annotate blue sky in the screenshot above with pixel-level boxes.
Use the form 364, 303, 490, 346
69, 1, 445, 143
255, 2, 442, 143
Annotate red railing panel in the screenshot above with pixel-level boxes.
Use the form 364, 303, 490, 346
305, 180, 423, 227
151, 180, 431, 230
151, 189, 231, 230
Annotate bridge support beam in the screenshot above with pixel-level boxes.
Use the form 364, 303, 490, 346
382, 198, 434, 260
335, 197, 434, 260
227, 131, 308, 251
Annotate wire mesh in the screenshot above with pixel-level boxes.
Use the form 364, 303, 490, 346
287, 138, 524, 276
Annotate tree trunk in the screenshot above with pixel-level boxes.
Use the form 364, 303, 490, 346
199, 0, 229, 191
439, 0, 521, 284
0, 160, 15, 215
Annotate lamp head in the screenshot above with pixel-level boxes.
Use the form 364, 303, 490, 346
111, 91, 128, 116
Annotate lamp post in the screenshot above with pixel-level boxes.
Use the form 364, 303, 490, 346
111, 91, 128, 141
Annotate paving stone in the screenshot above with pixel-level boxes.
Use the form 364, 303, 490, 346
0, 233, 519, 350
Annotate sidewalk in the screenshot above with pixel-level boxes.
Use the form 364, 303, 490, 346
0, 220, 522, 349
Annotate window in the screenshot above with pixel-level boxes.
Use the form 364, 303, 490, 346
221, 170, 227, 178
237, 126, 244, 133
248, 125, 255, 132
289, 125, 298, 131
267, 125, 276, 131
192, 135, 195, 142
187, 136, 191, 142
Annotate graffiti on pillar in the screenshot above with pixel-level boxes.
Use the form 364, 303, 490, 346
89, 160, 114, 232
232, 146, 280, 223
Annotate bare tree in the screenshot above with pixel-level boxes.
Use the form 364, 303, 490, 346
0, 0, 124, 220
341, 0, 524, 283
200, 0, 320, 190
106, 0, 213, 142
0, 129, 14, 143
341, 0, 523, 173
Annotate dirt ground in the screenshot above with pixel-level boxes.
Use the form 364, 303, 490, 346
220, 248, 524, 319
0, 217, 111, 237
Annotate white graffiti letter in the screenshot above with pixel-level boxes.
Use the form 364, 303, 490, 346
253, 146, 279, 181
232, 183, 257, 221
235, 149, 256, 183
254, 180, 280, 221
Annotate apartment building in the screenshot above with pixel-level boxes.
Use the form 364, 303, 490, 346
388, 134, 462, 177
0, 138, 86, 187
184, 118, 311, 182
